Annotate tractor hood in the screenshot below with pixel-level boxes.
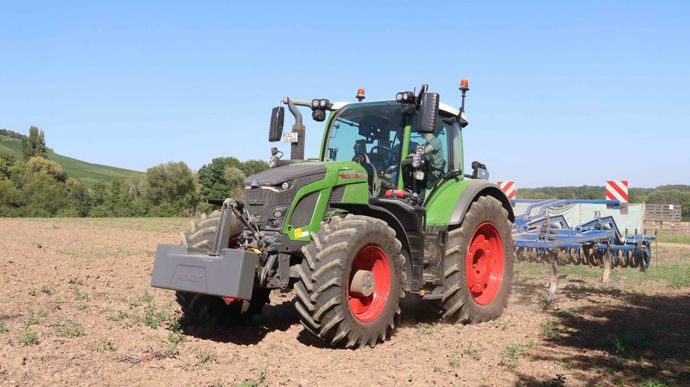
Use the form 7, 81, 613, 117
243, 162, 328, 231
245, 163, 327, 187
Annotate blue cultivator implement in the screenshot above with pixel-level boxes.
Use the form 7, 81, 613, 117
511, 199, 656, 300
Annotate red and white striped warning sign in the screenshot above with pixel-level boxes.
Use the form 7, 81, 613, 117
605, 180, 628, 203
497, 181, 517, 200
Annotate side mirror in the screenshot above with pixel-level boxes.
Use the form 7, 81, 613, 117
269, 106, 285, 142
417, 92, 439, 133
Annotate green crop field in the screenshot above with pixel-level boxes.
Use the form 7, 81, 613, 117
0, 133, 142, 185
658, 234, 690, 244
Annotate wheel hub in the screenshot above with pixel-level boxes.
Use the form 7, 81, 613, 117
465, 222, 505, 305
350, 270, 375, 297
348, 245, 391, 322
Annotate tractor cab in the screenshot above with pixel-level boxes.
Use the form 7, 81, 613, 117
270, 86, 468, 203
322, 100, 465, 200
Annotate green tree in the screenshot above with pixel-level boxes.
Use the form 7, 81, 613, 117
90, 182, 108, 207
0, 153, 16, 179
22, 170, 70, 217
0, 178, 24, 216
224, 166, 246, 199
197, 157, 268, 203
86, 179, 133, 217
21, 126, 48, 160
25, 156, 65, 182
144, 161, 198, 215
197, 157, 242, 202
240, 159, 269, 177
65, 177, 91, 216
125, 175, 145, 199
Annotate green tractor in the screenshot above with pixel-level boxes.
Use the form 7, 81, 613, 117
151, 81, 515, 348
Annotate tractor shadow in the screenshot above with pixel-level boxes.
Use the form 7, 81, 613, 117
178, 291, 447, 348
511, 275, 690, 386
398, 295, 444, 326
180, 296, 300, 346
296, 295, 444, 349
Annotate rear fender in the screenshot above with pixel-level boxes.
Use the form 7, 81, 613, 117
449, 180, 515, 226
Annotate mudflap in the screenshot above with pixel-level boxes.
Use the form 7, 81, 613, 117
151, 244, 259, 300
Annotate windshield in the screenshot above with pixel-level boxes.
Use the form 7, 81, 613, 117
323, 101, 407, 195
324, 101, 406, 167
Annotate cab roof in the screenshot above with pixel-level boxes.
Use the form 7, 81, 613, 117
330, 100, 460, 117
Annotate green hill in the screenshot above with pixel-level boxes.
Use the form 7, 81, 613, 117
0, 133, 142, 185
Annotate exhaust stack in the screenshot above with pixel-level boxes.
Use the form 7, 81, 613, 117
286, 98, 305, 160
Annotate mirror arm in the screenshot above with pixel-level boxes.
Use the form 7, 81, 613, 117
285, 98, 303, 127
281, 98, 312, 107
417, 84, 429, 104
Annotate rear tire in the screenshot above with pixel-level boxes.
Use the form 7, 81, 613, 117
295, 214, 405, 348
175, 211, 269, 324
442, 196, 514, 323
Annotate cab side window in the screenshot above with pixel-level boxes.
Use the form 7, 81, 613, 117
409, 113, 452, 188
449, 119, 463, 173
433, 117, 452, 174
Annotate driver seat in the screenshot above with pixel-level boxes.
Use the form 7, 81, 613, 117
353, 153, 383, 196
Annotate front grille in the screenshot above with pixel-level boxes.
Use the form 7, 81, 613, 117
328, 186, 346, 205
243, 172, 325, 231
244, 188, 291, 230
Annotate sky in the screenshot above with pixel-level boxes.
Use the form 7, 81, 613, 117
1, 1, 689, 188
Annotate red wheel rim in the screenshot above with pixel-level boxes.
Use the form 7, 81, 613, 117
465, 222, 505, 305
348, 245, 391, 322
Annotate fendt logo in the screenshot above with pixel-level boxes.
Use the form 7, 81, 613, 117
339, 172, 367, 180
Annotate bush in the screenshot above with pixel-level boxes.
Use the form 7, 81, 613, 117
147, 203, 180, 217
0, 178, 24, 209
25, 157, 65, 182
144, 162, 198, 215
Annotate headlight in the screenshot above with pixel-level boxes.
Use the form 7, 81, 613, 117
395, 91, 415, 103
271, 206, 288, 219
281, 181, 292, 190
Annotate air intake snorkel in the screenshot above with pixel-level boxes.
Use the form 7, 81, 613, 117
268, 96, 332, 164
285, 98, 306, 161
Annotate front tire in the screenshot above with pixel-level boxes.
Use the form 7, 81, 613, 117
442, 196, 514, 323
176, 289, 270, 325
295, 215, 405, 348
